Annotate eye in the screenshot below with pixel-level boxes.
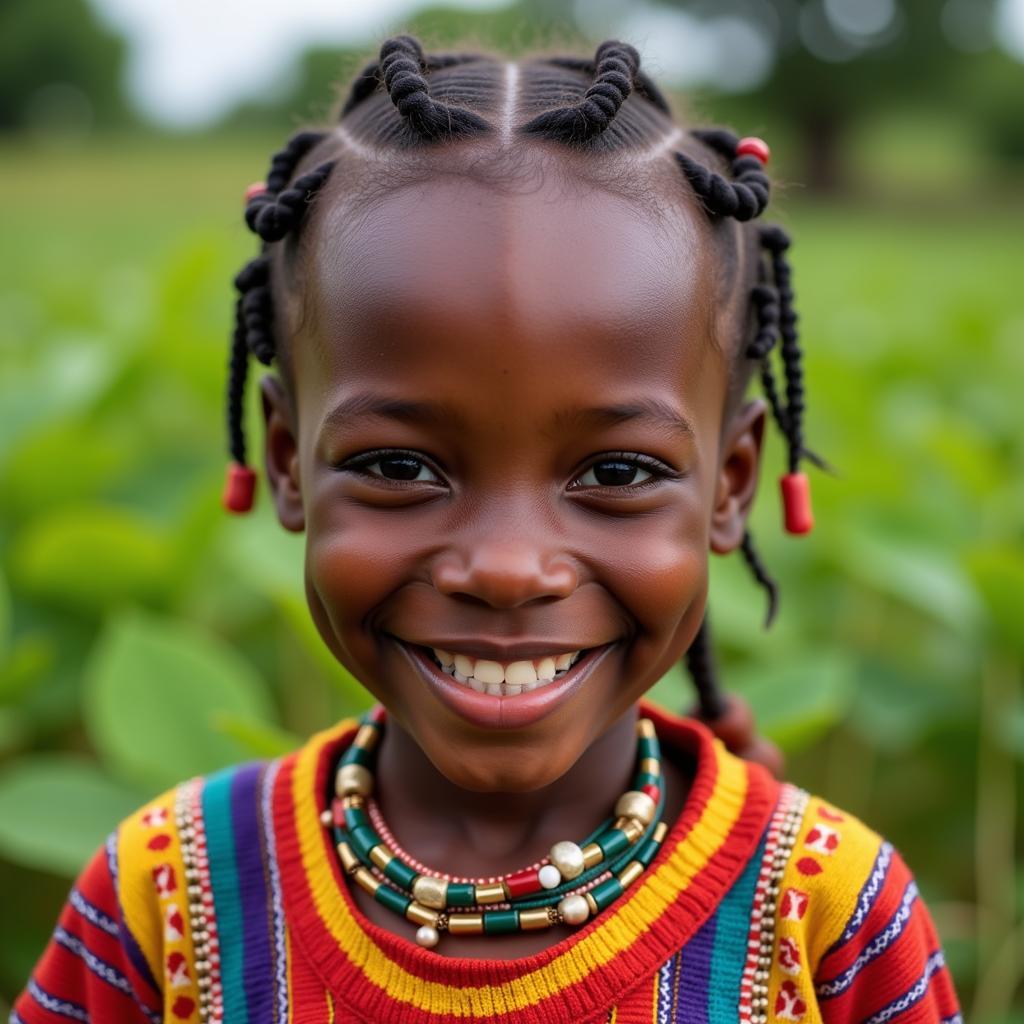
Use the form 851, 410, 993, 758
342, 449, 442, 484
572, 453, 671, 489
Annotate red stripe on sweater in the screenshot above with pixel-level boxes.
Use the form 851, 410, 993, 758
13, 843, 160, 1024
815, 849, 961, 1024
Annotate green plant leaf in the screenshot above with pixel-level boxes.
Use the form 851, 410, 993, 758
965, 545, 1024, 658
83, 608, 274, 789
731, 653, 854, 754
210, 711, 302, 758
0, 568, 9, 657
11, 504, 171, 612
0, 755, 146, 877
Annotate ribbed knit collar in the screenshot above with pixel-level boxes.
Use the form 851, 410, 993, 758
271, 701, 777, 1024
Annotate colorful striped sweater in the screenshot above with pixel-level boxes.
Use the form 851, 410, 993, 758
13, 702, 961, 1024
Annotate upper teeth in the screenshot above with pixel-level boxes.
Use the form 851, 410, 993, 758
431, 648, 583, 696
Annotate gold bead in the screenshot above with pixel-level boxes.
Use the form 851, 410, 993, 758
336, 763, 373, 797
368, 845, 394, 872
618, 861, 644, 888
447, 913, 484, 935
519, 907, 555, 931
615, 790, 656, 826
406, 902, 440, 927
584, 892, 599, 917
636, 718, 656, 739
653, 821, 668, 843
474, 881, 506, 905
639, 757, 661, 777
336, 841, 360, 875
352, 866, 380, 897
620, 818, 644, 844
353, 724, 380, 753
581, 842, 604, 869
412, 875, 449, 910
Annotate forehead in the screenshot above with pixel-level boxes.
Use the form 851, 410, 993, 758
290, 162, 725, 429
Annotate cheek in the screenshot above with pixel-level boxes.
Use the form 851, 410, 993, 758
303, 513, 409, 661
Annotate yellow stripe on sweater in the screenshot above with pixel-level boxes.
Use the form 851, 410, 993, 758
292, 721, 748, 1018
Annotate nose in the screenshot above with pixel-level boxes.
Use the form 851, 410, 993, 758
432, 539, 579, 608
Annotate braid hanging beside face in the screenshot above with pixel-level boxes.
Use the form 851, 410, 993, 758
221, 35, 817, 735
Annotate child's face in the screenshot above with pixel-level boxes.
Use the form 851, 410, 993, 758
262, 162, 764, 792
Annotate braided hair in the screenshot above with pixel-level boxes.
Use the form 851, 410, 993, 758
222, 34, 816, 726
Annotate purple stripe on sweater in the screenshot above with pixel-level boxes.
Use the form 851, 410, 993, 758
674, 912, 716, 1024
231, 762, 276, 1023
104, 832, 161, 997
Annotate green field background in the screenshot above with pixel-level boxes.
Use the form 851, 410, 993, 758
0, 127, 1022, 1018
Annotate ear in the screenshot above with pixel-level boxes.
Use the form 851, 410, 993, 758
260, 374, 305, 533
709, 397, 766, 555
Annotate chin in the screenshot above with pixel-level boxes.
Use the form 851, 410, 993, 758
420, 721, 583, 795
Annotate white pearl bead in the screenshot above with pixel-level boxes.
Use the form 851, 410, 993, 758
558, 893, 590, 925
538, 864, 561, 889
415, 924, 439, 948
549, 840, 585, 880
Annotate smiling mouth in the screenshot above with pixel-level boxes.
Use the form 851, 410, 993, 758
397, 640, 603, 698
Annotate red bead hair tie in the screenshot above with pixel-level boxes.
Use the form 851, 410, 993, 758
780, 472, 813, 535
736, 136, 770, 166
223, 462, 257, 513
244, 181, 267, 204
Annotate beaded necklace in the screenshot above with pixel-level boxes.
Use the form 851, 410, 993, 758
320, 706, 668, 948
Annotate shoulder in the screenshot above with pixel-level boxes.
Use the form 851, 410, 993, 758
111, 760, 276, 1002
760, 788, 962, 1024
108, 718, 359, 994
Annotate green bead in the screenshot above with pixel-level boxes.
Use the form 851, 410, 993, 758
636, 837, 660, 867
375, 883, 411, 917
637, 736, 660, 761
349, 824, 381, 860
341, 745, 373, 768
597, 828, 630, 860
446, 883, 476, 907
590, 877, 624, 911
483, 909, 520, 934
634, 771, 660, 790
343, 805, 369, 832
384, 858, 417, 890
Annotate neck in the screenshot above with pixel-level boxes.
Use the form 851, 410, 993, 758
373, 707, 640, 876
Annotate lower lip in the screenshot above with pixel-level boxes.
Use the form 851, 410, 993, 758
394, 640, 616, 730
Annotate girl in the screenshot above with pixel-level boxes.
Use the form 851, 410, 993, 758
14, 36, 961, 1024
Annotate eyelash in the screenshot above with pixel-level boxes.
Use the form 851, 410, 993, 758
338, 449, 678, 492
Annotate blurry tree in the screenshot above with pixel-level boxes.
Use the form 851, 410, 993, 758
575, 0, 1018, 190
0, 0, 130, 134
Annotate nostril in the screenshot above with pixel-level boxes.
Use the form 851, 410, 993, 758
431, 550, 578, 608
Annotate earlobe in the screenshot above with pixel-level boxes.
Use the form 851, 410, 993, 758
260, 374, 306, 533
709, 398, 766, 555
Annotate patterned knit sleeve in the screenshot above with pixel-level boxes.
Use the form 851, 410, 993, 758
764, 794, 962, 1024
11, 831, 163, 1024
811, 841, 961, 1024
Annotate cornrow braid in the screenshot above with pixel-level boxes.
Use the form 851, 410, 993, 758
379, 35, 492, 141
685, 617, 728, 721
674, 129, 771, 222
740, 531, 780, 628
521, 40, 641, 142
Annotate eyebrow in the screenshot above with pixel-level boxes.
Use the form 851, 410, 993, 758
321, 392, 694, 441
550, 399, 695, 441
